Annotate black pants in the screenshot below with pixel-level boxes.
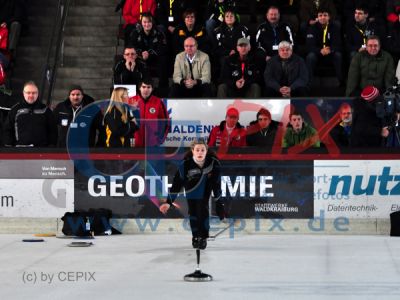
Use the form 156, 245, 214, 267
265, 86, 309, 97
187, 197, 210, 238
169, 83, 213, 98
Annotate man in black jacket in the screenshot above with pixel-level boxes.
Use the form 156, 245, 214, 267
246, 108, 281, 151
264, 41, 309, 97
217, 37, 261, 98
305, 8, 343, 86
113, 47, 149, 87
3, 81, 57, 147
345, 6, 385, 64
255, 6, 294, 71
53, 85, 105, 148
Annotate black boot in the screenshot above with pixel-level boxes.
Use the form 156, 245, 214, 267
192, 237, 199, 249
198, 237, 207, 250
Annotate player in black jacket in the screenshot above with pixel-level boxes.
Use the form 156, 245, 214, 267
160, 139, 224, 250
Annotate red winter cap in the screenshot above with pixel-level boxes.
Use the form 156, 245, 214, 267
361, 85, 379, 102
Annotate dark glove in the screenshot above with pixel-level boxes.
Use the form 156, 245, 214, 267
215, 200, 225, 221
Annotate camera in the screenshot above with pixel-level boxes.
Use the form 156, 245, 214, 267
376, 86, 400, 125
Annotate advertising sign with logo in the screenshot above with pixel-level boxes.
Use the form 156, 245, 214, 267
314, 160, 400, 218
0, 160, 74, 217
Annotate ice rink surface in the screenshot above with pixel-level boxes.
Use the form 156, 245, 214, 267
1, 233, 400, 300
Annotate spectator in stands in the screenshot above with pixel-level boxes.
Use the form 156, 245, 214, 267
282, 112, 320, 148
113, 47, 149, 87
386, 14, 400, 63
346, 35, 395, 96
3, 81, 57, 147
255, 6, 294, 71
264, 41, 309, 97
386, 0, 400, 29
170, 37, 212, 98
251, 0, 300, 33
343, 1, 385, 28
330, 103, 352, 148
128, 79, 169, 147
246, 108, 281, 150
205, 0, 238, 40
126, 13, 169, 94
172, 9, 210, 55
345, 6, 385, 64
299, 0, 337, 33
0, 0, 25, 56
218, 37, 261, 98
154, 0, 199, 34
305, 8, 344, 86
213, 8, 248, 61
122, 0, 156, 43
208, 107, 247, 147
53, 85, 105, 148
103, 87, 138, 147
350, 85, 386, 147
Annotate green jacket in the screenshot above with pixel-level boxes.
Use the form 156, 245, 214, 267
346, 50, 395, 96
282, 122, 320, 148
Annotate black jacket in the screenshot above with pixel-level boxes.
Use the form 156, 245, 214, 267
345, 20, 385, 53
306, 22, 342, 54
214, 22, 249, 58
255, 21, 294, 57
386, 22, 400, 57
53, 96, 105, 148
4, 99, 57, 147
172, 23, 210, 55
264, 53, 309, 91
221, 52, 261, 88
155, 0, 200, 28
351, 97, 384, 147
205, 0, 237, 21
126, 24, 168, 58
330, 122, 351, 148
246, 119, 281, 150
167, 154, 222, 203
113, 59, 148, 85
103, 106, 137, 148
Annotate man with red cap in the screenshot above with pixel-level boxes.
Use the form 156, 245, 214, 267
208, 107, 247, 148
350, 85, 387, 147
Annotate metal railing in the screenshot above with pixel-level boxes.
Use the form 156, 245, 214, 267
39, 0, 72, 106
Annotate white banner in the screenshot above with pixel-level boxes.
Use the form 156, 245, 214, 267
164, 99, 289, 146
0, 179, 74, 217
314, 160, 400, 218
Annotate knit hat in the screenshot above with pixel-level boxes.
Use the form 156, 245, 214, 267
68, 84, 84, 95
226, 107, 239, 117
361, 86, 379, 102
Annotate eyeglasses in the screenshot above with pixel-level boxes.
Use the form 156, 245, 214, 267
237, 44, 248, 47
124, 52, 137, 56
184, 44, 196, 48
